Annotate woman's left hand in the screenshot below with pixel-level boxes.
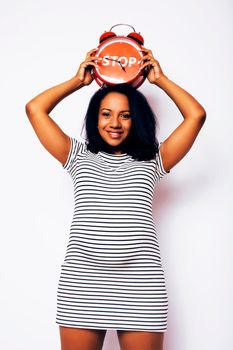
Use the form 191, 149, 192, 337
139, 47, 167, 85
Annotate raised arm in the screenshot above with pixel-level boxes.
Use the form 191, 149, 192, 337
25, 48, 100, 166
140, 47, 206, 173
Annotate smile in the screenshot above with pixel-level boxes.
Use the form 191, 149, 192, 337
107, 131, 124, 139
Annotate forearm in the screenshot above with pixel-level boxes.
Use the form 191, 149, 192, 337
155, 75, 206, 119
26, 76, 84, 114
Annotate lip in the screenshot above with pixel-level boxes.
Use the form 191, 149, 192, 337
107, 131, 124, 139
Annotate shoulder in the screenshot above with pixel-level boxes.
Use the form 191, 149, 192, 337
62, 136, 88, 171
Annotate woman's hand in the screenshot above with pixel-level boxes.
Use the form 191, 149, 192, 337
139, 47, 167, 86
75, 48, 101, 86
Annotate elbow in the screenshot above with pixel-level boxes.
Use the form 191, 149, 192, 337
195, 107, 207, 123
25, 101, 37, 118
198, 109, 207, 127
189, 108, 206, 126
200, 107, 207, 119
200, 109, 207, 123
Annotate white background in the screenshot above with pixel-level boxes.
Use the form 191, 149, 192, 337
1, 0, 232, 349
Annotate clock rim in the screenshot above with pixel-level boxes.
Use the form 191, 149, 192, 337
94, 71, 147, 89
93, 36, 145, 86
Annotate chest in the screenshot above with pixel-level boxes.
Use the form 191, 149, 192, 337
71, 153, 156, 197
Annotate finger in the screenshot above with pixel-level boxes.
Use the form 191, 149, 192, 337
140, 61, 155, 70
86, 59, 100, 66
86, 55, 102, 63
139, 46, 151, 52
79, 67, 85, 81
86, 48, 99, 58
139, 53, 154, 61
88, 59, 104, 68
79, 62, 98, 81
87, 47, 99, 55
140, 58, 156, 68
139, 45, 148, 50
138, 54, 155, 63
81, 61, 99, 69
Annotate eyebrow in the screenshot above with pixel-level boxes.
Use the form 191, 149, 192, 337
100, 108, 130, 112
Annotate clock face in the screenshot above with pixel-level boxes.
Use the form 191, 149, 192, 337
93, 36, 145, 86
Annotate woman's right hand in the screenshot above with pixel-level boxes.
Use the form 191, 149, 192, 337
75, 48, 101, 86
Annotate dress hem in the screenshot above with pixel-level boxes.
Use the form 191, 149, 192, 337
56, 321, 167, 332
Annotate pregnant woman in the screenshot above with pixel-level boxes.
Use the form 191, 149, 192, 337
25, 47, 206, 350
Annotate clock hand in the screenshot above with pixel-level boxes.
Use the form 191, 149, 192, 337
118, 60, 126, 72
105, 57, 119, 63
105, 57, 126, 72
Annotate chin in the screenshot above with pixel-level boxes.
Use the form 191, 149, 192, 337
106, 140, 124, 146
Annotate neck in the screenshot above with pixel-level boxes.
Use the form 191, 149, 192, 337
100, 141, 124, 154
113, 150, 123, 155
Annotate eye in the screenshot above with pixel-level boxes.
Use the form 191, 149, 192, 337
102, 112, 110, 117
121, 114, 131, 119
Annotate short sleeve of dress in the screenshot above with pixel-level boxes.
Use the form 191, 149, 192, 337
154, 142, 170, 181
62, 136, 87, 173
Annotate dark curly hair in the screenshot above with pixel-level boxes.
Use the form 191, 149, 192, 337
81, 83, 160, 161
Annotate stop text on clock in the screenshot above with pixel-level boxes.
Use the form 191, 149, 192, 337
101, 55, 140, 67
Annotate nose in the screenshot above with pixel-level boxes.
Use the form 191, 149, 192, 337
109, 116, 122, 129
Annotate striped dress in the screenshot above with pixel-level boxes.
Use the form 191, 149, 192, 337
56, 136, 170, 332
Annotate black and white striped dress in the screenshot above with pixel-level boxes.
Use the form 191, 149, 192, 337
56, 136, 170, 332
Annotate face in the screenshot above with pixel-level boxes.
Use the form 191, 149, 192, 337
97, 92, 132, 153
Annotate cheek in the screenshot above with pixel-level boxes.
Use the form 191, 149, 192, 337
98, 116, 107, 128
125, 120, 132, 130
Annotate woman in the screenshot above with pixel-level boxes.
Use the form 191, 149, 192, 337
25, 47, 206, 350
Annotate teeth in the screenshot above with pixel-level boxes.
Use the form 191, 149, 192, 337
108, 132, 123, 138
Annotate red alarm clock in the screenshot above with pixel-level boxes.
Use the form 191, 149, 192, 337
93, 24, 147, 88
